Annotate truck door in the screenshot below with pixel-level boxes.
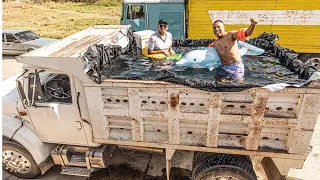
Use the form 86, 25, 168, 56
123, 4, 147, 31
24, 72, 88, 145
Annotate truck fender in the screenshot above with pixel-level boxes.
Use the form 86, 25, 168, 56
27, 47, 37, 52
2, 115, 55, 173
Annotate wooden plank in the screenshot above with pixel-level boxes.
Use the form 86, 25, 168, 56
167, 90, 180, 144
245, 93, 268, 150
128, 89, 143, 141
94, 138, 307, 160
206, 93, 220, 147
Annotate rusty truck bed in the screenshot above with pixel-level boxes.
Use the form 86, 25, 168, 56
83, 79, 320, 159
17, 25, 320, 160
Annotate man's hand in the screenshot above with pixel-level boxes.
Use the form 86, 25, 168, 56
162, 50, 171, 56
250, 18, 258, 26
169, 48, 176, 56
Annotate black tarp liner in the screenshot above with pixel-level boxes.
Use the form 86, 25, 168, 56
82, 28, 318, 92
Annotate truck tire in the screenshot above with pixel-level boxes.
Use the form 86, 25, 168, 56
299, 53, 320, 71
192, 153, 257, 180
2, 141, 41, 179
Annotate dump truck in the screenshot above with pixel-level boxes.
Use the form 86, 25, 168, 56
2, 25, 320, 180
120, 0, 320, 70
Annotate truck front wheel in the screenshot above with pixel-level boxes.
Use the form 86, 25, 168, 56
2, 141, 41, 179
192, 153, 257, 180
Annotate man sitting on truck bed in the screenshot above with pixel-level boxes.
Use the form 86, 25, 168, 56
209, 18, 258, 81
148, 19, 176, 56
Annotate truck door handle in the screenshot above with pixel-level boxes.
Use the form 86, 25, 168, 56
75, 121, 82, 129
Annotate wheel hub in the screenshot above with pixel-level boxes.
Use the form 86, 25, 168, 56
307, 57, 320, 70
2, 150, 31, 173
201, 174, 239, 180
201, 173, 241, 180
212, 176, 238, 180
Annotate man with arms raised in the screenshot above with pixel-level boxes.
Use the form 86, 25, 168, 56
210, 18, 258, 81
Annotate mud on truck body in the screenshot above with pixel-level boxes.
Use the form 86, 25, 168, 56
2, 25, 320, 180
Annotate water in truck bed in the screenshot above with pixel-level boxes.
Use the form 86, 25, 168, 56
99, 46, 305, 91
82, 32, 317, 91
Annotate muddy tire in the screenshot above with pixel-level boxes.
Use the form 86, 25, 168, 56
2, 141, 41, 179
192, 153, 257, 180
299, 53, 320, 71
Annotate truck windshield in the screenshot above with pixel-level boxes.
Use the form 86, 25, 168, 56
14, 31, 40, 42
28, 73, 72, 104
127, 5, 144, 19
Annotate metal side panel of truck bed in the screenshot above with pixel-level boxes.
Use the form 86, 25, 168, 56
83, 79, 320, 159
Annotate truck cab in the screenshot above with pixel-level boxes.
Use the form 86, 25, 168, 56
120, 0, 186, 39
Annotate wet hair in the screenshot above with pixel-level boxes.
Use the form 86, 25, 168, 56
213, 20, 224, 24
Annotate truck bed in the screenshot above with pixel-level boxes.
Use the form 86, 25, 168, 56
17, 25, 320, 159
84, 79, 320, 159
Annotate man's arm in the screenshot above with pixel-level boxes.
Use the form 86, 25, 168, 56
245, 18, 258, 37
147, 36, 170, 56
232, 18, 258, 40
169, 46, 175, 56
168, 33, 175, 55
148, 49, 170, 56
209, 41, 216, 47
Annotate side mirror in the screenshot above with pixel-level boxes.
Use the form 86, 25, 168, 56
14, 40, 20, 43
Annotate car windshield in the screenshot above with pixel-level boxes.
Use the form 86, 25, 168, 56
14, 31, 40, 42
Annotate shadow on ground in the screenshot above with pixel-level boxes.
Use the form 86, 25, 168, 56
88, 164, 191, 180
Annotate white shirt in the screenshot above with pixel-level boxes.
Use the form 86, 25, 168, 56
148, 31, 173, 51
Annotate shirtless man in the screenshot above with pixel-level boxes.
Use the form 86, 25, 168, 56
210, 18, 258, 81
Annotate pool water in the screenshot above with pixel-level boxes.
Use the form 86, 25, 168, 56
100, 47, 306, 89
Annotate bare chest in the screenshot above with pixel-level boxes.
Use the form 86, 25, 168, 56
215, 37, 236, 52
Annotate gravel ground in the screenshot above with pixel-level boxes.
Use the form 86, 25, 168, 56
288, 115, 320, 180
2, 55, 22, 81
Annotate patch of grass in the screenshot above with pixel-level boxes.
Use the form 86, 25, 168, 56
34, 18, 118, 39
94, 0, 122, 7
2, 1, 122, 39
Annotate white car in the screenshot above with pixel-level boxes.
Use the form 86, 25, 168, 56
2, 29, 58, 55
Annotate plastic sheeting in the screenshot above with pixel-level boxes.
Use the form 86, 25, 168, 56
246, 33, 318, 80
82, 29, 318, 92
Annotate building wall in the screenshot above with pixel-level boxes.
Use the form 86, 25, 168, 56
188, 0, 320, 53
